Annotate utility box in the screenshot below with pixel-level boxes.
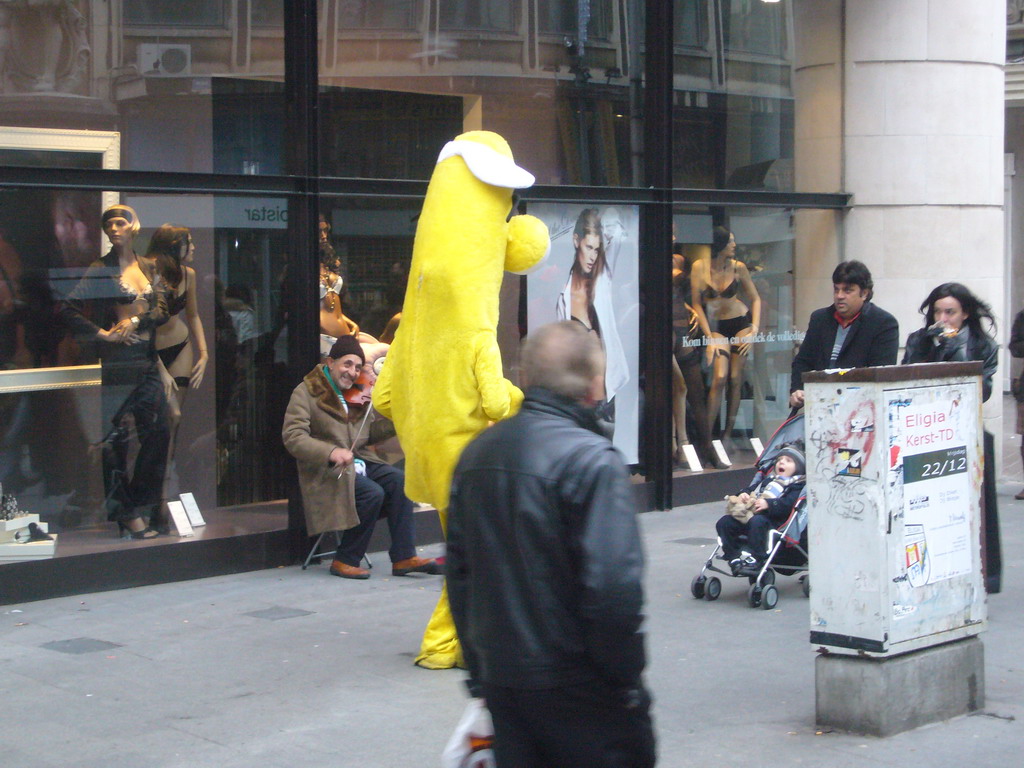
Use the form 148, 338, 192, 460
805, 362, 987, 735
804, 362, 987, 657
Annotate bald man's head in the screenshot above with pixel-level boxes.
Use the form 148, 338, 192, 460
522, 321, 605, 402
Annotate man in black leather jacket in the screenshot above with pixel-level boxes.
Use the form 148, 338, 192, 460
447, 321, 655, 768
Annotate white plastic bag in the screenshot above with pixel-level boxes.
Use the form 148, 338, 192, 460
441, 698, 496, 768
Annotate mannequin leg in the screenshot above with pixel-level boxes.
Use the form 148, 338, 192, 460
680, 356, 719, 468
723, 347, 749, 438
671, 356, 687, 463
415, 506, 464, 670
705, 337, 729, 438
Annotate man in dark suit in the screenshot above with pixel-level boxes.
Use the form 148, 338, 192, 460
789, 260, 898, 408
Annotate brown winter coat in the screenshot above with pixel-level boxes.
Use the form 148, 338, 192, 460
282, 365, 394, 536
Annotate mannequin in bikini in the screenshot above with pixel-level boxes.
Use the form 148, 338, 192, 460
139, 224, 209, 424
318, 215, 358, 345
690, 225, 761, 440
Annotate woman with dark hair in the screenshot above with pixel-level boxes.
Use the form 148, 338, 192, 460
902, 282, 998, 401
141, 224, 209, 423
903, 281, 1001, 593
690, 225, 761, 438
555, 208, 628, 423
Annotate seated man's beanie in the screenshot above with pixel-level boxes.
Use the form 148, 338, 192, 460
328, 335, 365, 364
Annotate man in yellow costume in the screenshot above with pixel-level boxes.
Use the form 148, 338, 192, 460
372, 131, 550, 669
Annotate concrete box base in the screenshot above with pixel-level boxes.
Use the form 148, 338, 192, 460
815, 636, 985, 736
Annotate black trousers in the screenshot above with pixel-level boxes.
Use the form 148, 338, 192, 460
335, 461, 416, 566
982, 430, 1002, 593
715, 513, 773, 562
481, 681, 655, 768
100, 356, 170, 524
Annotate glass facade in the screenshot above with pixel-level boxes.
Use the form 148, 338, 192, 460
0, 0, 845, 591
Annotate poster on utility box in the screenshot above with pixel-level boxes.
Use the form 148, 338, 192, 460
889, 388, 973, 587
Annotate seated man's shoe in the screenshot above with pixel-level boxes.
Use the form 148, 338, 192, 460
1016, 488, 1024, 501
329, 559, 370, 580
392, 556, 443, 576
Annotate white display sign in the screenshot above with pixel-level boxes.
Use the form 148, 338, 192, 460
179, 492, 207, 527
167, 501, 194, 537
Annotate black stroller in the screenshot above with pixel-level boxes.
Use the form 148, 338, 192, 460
690, 412, 809, 609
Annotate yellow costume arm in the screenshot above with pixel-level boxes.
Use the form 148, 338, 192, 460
371, 355, 394, 420
473, 333, 523, 421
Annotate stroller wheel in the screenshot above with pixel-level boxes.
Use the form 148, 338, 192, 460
747, 584, 761, 608
800, 575, 810, 598
704, 577, 722, 601
690, 574, 706, 599
762, 585, 779, 610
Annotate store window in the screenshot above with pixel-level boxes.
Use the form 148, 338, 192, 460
537, 0, 613, 39
670, 206, 804, 474
317, 198, 420, 345
0, 1, 285, 174
672, 0, 794, 190
337, 0, 417, 29
124, 1, 225, 27
439, 1, 515, 32
0, 190, 290, 563
675, 0, 709, 48
722, 0, 788, 56
251, 0, 285, 27
324, 0, 638, 185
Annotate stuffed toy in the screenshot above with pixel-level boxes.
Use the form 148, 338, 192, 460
725, 495, 755, 524
373, 131, 550, 669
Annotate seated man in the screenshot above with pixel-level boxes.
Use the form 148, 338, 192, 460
282, 335, 441, 580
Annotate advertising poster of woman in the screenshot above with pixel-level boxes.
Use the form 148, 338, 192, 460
527, 204, 640, 463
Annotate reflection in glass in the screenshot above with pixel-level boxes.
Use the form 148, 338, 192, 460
124, 1, 225, 26
672, 0, 794, 190
537, 0, 612, 38
440, 1, 514, 32
722, 0, 787, 55
323, 0, 636, 186
338, 1, 416, 29
0, 2, 286, 175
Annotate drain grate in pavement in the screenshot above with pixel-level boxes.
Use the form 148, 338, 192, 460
244, 606, 315, 621
41, 637, 123, 655
671, 537, 717, 546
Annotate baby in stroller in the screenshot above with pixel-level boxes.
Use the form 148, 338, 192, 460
716, 444, 805, 577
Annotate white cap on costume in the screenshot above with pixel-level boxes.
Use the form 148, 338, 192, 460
436, 139, 536, 189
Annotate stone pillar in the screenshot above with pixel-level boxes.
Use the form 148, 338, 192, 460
792, 0, 844, 325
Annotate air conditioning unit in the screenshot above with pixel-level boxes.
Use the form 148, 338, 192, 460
138, 44, 192, 77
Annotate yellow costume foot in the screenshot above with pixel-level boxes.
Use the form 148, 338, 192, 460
413, 650, 465, 670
